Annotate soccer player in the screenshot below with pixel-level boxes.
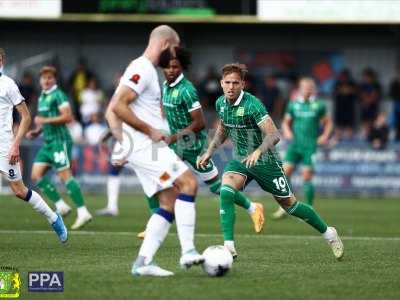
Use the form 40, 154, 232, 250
198, 63, 343, 260
137, 48, 264, 237
26, 66, 92, 230
272, 78, 333, 219
0, 48, 67, 242
109, 25, 204, 277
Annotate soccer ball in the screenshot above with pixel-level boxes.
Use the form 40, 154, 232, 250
202, 245, 233, 277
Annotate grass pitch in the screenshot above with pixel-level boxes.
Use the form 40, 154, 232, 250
0, 193, 399, 300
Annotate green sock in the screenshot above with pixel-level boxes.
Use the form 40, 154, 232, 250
207, 177, 221, 195
146, 196, 159, 214
36, 177, 62, 203
303, 181, 315, 206
287, 201, 328, 233
234, 190, 251, 210
220, 185, 236, 241
65, 177, 85, 208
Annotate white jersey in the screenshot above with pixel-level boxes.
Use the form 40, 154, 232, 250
118, 56, 169, 151
0, 74, 24, 156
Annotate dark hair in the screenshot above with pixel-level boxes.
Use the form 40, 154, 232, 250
40, 66, 57, 77
221, 63, 248, 80
0, 48, 5, 60
175, 47, 192, 70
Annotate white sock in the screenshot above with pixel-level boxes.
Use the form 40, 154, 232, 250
107, 175, 120, 211
322, 227, 335, 240
55, 199, 69, 211
138, 210, 172, 265
27, 190, 58, 224
224, 240, 236, 250
247, 202, 256, 214
77, 206, 90, 218
175, 195, 196, 254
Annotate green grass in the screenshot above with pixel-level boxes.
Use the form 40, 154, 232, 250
0, 194, 399, 300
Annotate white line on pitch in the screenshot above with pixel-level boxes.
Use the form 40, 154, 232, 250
0, 230, 399, 241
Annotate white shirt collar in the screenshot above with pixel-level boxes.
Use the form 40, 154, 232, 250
43, 84, 58, 95
297, 95, 316, 103
232, 90, 244, 106
168, 73, 184, 87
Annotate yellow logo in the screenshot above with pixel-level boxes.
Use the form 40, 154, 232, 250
171, 89, 179, 98
236, 107, 245, 116
0, 267, 20, 298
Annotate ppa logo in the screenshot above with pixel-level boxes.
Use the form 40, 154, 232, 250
28, 272, 63, 292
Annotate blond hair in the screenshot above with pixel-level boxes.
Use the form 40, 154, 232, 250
221, 63, 248, 80
40, 66, 57, 77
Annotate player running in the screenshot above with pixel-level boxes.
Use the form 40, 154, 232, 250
134, 48, 264, 238
26, 66, 92, 230
198, 63, 343, 260
272, 78, 333, 219
0, 48, 67, 243
109, 25, 204, 277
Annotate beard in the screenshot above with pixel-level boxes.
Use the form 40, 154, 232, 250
158, 48, 174, 68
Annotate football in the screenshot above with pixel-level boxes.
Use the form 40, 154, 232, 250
202, 245, 234, 277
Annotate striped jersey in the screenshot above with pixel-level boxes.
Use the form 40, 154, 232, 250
286, 98, 326, 149
37, 85, 72, 143
216, 90, 278, 163
162, 74, 206, 152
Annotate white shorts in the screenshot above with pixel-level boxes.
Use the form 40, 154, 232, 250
125, 141, 188, 197
0, 155, 22, 181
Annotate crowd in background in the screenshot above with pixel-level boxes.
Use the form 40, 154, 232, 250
14, 57, 400, 150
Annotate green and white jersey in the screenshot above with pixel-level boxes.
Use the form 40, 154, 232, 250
162, 74, 207, 152
286, 97, 326, 150
37, 85, 72, 144
216, 90, 278, 164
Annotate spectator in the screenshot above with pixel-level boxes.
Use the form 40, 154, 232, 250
333, 69, 358, 140
13, 71, 37, 126
106, 71, 123, 99
80, 78, 105, 125
244, 73, 257, 95
19, 71, 37, 116
199, 66, 221, 109
389, 74, 400, 140
368, 113, 389, 150
259, 75, 283, 122
359, 68, 382, 137
67, 119, 84, 174
68, 57, 94, 122
84, 113, 107, 146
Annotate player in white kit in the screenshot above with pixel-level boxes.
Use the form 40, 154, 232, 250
108, 26, 204, 277
0, 48, 67, 243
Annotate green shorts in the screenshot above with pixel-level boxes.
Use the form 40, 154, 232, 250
224, 159, 292, 198
34, 140, 73, 171
284, 144, 316, 169
170, 144, 219, 182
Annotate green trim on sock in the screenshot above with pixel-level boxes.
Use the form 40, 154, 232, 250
287, 201, 328, 233
207, 178, 221, 195
65, 177, 85, 208
220, 185, 236, 241
303, 180, 315, 206
36, 177, 62, 204
146, 195, 159, 214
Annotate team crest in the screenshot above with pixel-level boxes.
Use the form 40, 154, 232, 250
171, 89, 179, 98
0, 267, 20, 298
236, 107, 245, 116
311, 102, 319, 110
